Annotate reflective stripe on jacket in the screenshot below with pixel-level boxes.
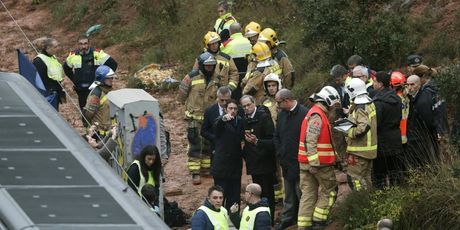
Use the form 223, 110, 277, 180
397, 91, 410, 144
65, 49, 110, 68
239, 206, 270, 230
346, 103, 378, 159
298, 105, 336, 165
37, 54, 63, 81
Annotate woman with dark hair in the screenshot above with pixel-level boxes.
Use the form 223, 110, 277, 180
127, 145, 162, 198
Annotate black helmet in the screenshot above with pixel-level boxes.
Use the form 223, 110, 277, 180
407, 54, 423, 67
198, 52, 217, 73
330, 64, 348, 79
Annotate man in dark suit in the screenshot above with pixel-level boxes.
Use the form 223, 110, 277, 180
201, 86, 232, 175
273, 89, 309, 230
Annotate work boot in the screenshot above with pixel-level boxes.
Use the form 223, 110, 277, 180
192, 174, 201, 185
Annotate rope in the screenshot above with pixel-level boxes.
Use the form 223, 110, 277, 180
0, 0, 154, 208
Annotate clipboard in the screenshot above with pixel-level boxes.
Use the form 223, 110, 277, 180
333, 118, 357, 133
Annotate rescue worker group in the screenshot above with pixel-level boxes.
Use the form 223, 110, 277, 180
31, 1, 448, 229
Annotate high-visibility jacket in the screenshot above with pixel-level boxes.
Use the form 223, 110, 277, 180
397, 91, 410, 144
298, 105, 336, 165
346, 103, 378, 159
84, 86, 111, 131
214, 13, 236, 35
65, 49, 110, 68
130, 160, 155, 196
262, 96, 278, 125
221, 33, 252, 59
37, 54, 64, 82
239, 206, 270, 230
198, 206, 229, 230
242, 60, 282, 102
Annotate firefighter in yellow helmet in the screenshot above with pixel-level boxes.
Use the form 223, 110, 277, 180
192, 31, 239, 93
243, 21, 262, 90
258, 28, 295, 89
244, 21, 262, 46
242, 42, 282, 102
180, 52, 226, 185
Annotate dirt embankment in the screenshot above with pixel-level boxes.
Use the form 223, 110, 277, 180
0, 0, 215, 225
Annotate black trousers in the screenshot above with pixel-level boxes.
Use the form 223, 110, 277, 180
75, 87, 91, 110
213, 177, 241, 212
252, 173, 276, 224
373, 153, 405, 188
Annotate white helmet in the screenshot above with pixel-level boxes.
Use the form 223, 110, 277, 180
346, 78, 372, 104
263, 73, 282, 91
310, 86, 341, 107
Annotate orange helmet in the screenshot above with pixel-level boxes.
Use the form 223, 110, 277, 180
390, 71, 406, 88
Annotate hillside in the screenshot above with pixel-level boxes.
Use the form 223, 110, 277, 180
1, 0, 460, 229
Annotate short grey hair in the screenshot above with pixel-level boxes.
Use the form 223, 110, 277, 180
276, 89, 294, 101
229, 22, 242, 34
217, 86, 232, 97
240, 94, 255, 104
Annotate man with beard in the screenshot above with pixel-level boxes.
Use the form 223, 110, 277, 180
64, 35, 117, 110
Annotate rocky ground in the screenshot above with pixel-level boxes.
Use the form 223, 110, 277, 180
0, 1, 352, 229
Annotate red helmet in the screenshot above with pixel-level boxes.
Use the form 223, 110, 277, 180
390, 71, 406, 88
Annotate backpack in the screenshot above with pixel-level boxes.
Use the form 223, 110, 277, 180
164, 198, 187, 227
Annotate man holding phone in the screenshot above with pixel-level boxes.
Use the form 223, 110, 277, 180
241, 95, 276, 222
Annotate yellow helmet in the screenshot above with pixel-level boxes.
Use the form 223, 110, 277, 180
203, 31, 221, 47
244, 21, 261, 38
252, 42, 271, 61
258, 28, 279, 47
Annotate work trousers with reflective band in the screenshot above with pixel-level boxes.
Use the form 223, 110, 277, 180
346, 154, 373, 191
186, 121, 211, 174
298, 166, 337, 228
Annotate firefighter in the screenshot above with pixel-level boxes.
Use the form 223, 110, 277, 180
193, 31, 239, 92
297, 86, 340, 229
390, 71, 409, 145
243, 21, 262, 86
179, 52, 223, 185
261, 73, 285, 203
83, 65, 116, 138
242, 42, 282, 102
344, 78, 378, 191
258, 28, 295, 89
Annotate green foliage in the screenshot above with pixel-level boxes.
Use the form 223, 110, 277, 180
333, 187, 410, 229
295, 0, 419, 70
291, 72, 327, 104
333, 166, 460, 229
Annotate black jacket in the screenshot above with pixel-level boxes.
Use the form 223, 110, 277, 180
373, 88, 403, 155
273, 103, 308, 182
63, 48, 118, 89
230, 198, 272, 229
201, 103, 223, 151
212, 115, 244, 179
408, 80, 448, 141
243, 106, 276, 176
